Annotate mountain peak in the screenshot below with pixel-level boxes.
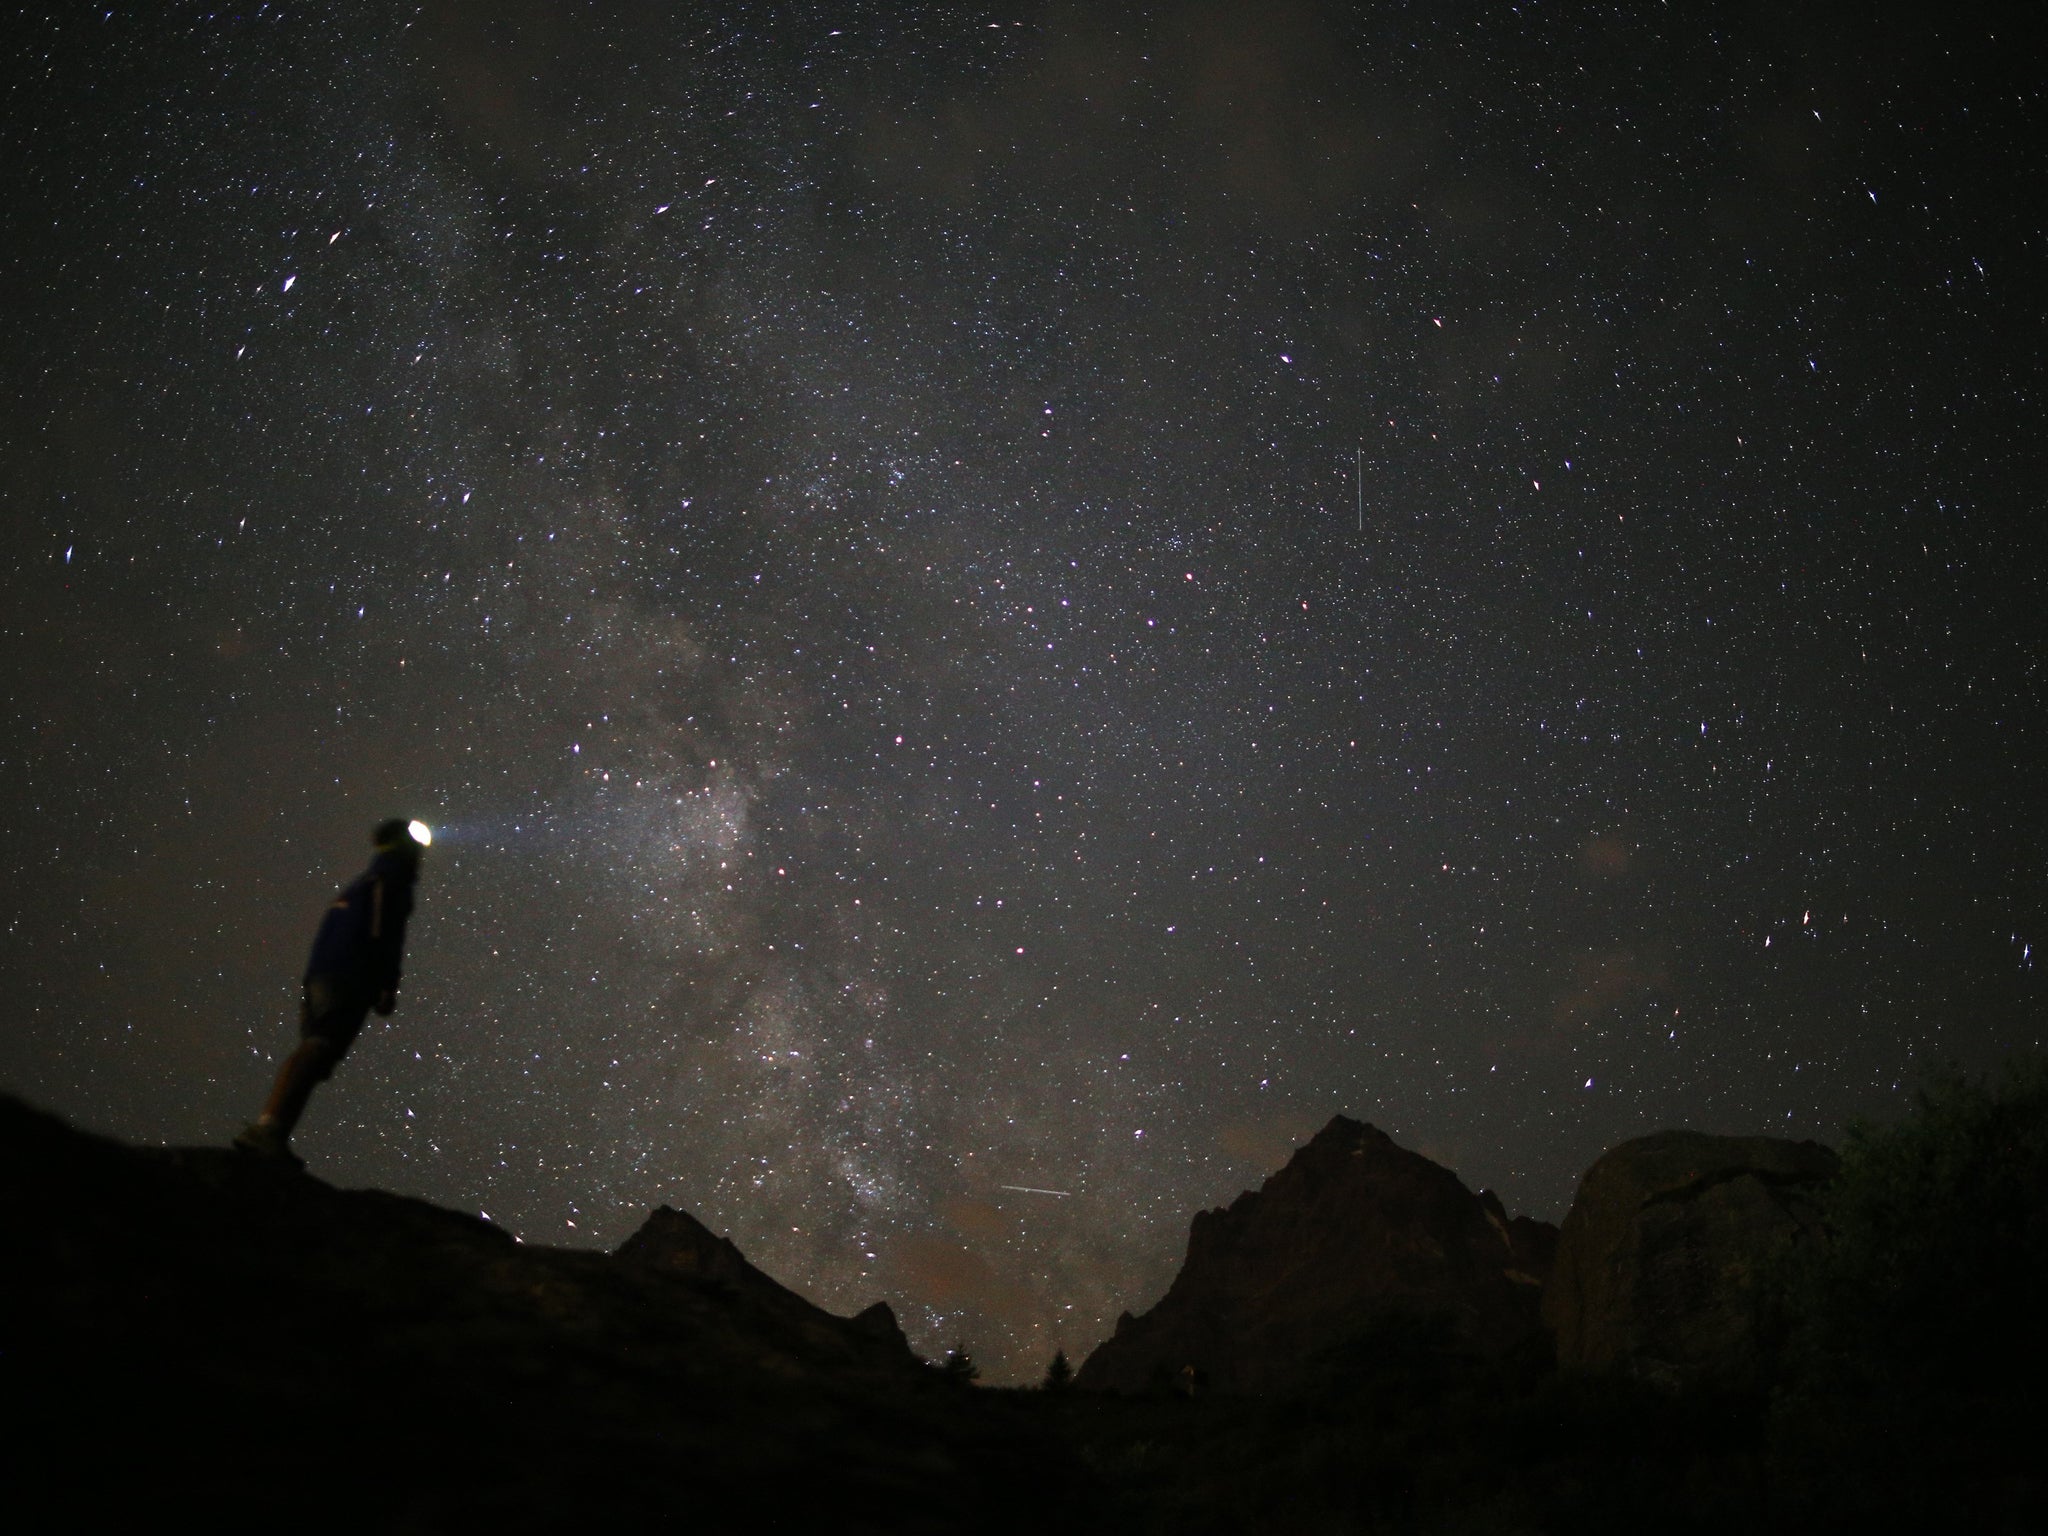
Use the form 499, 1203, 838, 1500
1078, 1118, 1555, 1395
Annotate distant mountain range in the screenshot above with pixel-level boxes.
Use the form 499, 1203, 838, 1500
1, 1089, 1991, 1533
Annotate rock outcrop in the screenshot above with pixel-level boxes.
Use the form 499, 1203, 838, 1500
1076, 1116, 1557, 1395
1542, 1129, 1838, 1385
617, 1203, 915, 1367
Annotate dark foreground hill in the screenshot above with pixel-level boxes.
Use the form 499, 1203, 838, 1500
0, 1095, 1094, 1533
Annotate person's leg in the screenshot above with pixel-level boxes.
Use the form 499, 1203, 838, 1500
255, 1036, 342, 1139
236, 980, 358, 1158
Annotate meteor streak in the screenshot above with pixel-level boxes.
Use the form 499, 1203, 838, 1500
998, 1185, 1073, 1198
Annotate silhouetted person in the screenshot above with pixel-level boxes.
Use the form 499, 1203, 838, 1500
235, 817, 428, 1163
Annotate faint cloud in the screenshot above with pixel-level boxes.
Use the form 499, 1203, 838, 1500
942, 1197, 1010, 1241
1551, 947, 1669, 1029
1582, 832, 1634, 876
888, 1233, 1040, 1323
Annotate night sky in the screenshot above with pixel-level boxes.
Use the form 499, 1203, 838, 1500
3, 2, 2041, 1381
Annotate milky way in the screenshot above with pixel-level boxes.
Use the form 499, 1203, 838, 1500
2, 3, 2040, 1379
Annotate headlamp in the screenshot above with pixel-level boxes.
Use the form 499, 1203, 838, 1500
407, 820, 432, 847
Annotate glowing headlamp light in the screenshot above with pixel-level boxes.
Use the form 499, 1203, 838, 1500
407, 820, 432, 847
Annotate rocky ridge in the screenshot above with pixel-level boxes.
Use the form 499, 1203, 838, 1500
0, 1094, 1090, 1533
6, 1089, 1937, 1534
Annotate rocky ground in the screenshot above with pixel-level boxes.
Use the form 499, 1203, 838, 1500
0, 1095, 1095, 1533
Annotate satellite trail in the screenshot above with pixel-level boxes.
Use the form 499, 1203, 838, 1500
998, 1184, 1073, 1198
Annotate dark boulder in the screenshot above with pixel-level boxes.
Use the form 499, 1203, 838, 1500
1076, 1116, 1556, 1396
1542, 1129, 1838, 1386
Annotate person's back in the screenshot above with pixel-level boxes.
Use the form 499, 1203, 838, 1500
234, 818, 428, 1163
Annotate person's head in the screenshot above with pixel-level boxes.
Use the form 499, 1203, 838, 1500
372, 818, 430, 873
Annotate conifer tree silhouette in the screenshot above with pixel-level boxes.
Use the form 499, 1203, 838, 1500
939, 1345, 979, 1383
1043, 1348, 1073, 1391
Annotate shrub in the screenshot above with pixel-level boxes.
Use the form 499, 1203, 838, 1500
1771, 1056, 2048, 1525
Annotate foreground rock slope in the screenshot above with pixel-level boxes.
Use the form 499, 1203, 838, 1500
0, 1095, 1092, 1534
1077, 1116, 1557, 1395
1542, 1129, 1838, 1385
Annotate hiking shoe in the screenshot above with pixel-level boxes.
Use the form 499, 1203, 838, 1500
233, 1121, 303, 1168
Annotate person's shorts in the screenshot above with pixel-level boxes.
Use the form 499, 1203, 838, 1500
300, 977, 373, 1054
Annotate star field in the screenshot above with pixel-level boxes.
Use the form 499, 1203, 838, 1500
2, 3, 2042, 1380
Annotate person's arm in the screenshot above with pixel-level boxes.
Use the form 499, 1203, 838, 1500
369, 876, 411, 1014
